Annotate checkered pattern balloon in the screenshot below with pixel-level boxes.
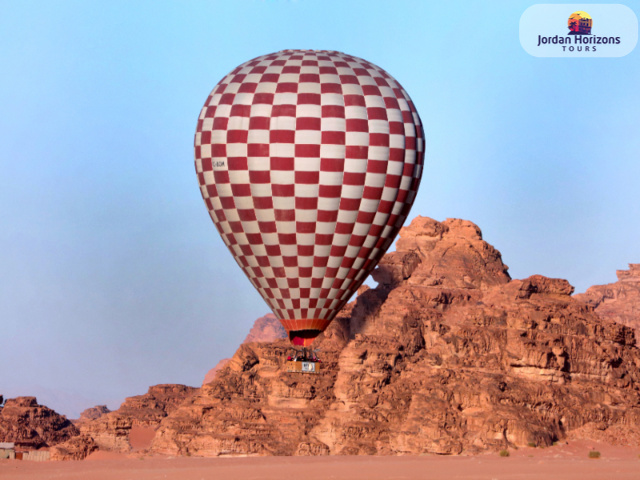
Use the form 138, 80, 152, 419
195, 50, 424, 346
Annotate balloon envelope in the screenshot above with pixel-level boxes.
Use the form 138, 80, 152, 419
195, 50, 424, 346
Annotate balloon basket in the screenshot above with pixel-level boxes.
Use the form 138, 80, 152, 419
286, 360, 321, 374
285, 347, 322, 374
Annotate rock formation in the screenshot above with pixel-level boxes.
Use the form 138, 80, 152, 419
203, 313, 287, 385
5, 217, 639, 459
49, 434, 98, 461
0, 396, 79, 449
77, 384, 196, 453
150, 217, 640, 456
575, 264, 640, 335
0, 314, 284, 459
76, 405, 110, 422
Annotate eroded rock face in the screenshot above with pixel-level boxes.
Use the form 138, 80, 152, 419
49, 434, 98, 461
150, 217, 640, 456
575, 264, 640, 335
372, 217, 510, 290
0, 396, 79, 449
203, 314, 287, 385
78, 384, 196, 453
152, 338, 346, 456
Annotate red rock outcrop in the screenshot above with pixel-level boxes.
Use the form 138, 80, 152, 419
150, 217, 640, 456
575, 264, 640, 335
0, 396, 79, 449
78, 384, 196, 453
203, 314, 287, 385
49, 434, 98, 460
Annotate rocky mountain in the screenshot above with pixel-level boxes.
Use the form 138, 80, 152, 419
148, 217, 640, 456
575, 264, 640, 335
202, 313, 287, 385
0, 396, 79, 449
5, 217, 640, 460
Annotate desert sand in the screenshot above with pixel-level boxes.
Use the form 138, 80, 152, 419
1, 441, 638, 480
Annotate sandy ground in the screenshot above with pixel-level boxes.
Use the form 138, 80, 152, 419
1, 441, 639, 480
128, 425, 156, 451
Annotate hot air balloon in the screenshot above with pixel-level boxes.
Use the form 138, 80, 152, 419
194, 50, 424, 351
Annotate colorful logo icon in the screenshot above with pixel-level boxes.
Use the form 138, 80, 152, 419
568, 11, 593, 35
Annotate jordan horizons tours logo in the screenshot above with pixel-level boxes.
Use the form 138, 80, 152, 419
520, 4, 638, 57
536, 11, 619, 52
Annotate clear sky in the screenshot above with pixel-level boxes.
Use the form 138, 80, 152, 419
1, 0, 639, 417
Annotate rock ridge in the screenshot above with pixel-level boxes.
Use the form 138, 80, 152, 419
6, 218, 640, 459
575, 263, 640, 336
76, 384, 197, 453
149, 217, 640, 456
0, 396, 79, 449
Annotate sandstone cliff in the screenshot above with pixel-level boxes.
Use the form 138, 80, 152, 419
203, 313, 287, 385
49, 434, 98, 461
0, 396, 79, 449
149, 217, 640, 456
575, 264, 640, 335
77, 384, 196, 453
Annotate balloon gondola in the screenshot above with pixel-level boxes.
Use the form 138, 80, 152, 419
194, 50, 424, 367
285, 346, 322, 374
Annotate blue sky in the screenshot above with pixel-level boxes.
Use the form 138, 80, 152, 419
1, 0, 639, 417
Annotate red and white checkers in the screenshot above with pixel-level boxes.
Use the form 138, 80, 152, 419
195, 50, 424, 346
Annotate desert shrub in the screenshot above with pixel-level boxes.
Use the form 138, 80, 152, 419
588, 450, 601, 459
527, 442, 536, 448
499, 449, 510, 457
